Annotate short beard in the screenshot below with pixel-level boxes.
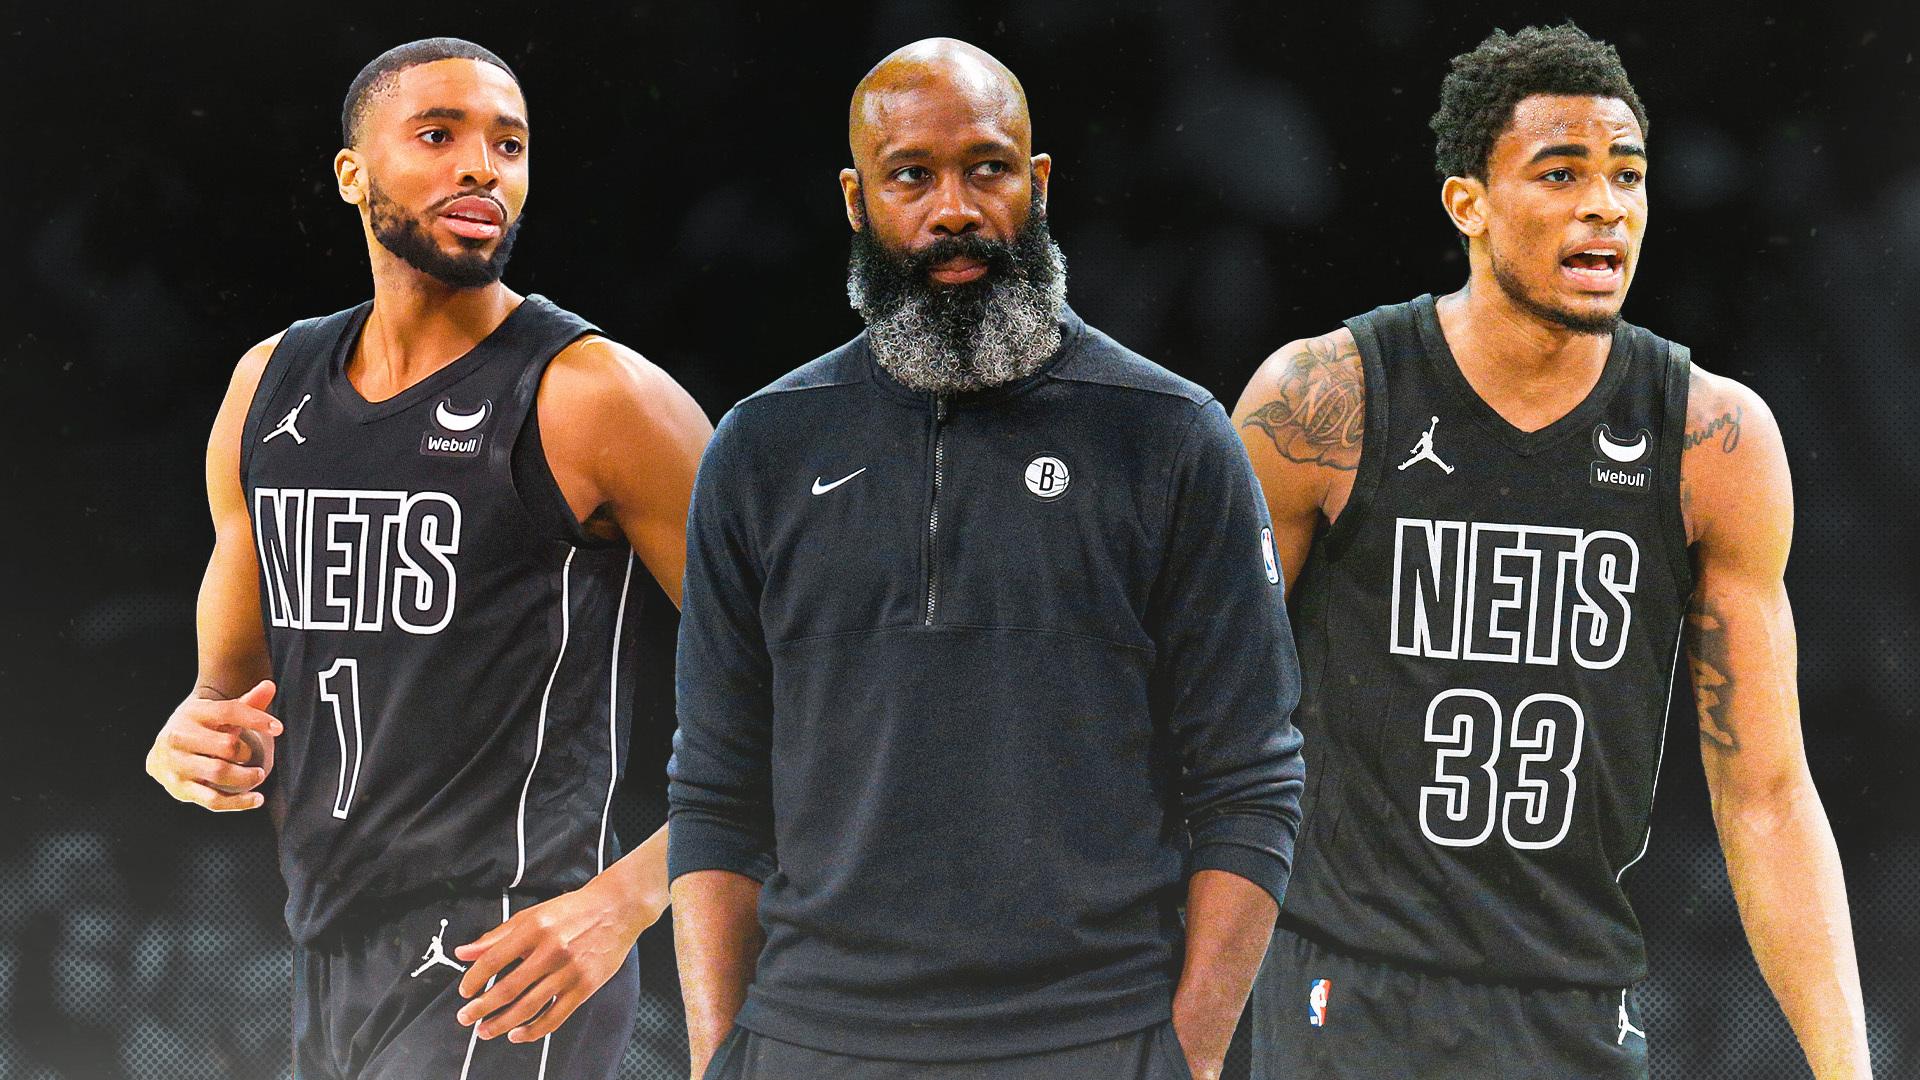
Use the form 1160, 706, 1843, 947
1490, 248, 1620, 336
847, 192, 1068, 394
368, 180, 520, 289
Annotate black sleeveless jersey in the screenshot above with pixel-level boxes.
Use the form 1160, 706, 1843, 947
1278, 294, 1693, 987
239, 296, 640, 945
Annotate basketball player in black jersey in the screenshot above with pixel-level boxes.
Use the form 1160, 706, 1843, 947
1232, 24, 1870, 1079
143, 39, 711, 1078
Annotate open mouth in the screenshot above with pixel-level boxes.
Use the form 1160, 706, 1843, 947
1560, 247, 1624, 289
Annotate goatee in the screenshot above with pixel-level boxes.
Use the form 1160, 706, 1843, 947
1491, 251, 1620, 336
848, 195, 1068, 394
369, 181, 521, 289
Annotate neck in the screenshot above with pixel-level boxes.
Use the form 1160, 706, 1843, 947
1433, 273, 1613, 431
352, 247, 521, 401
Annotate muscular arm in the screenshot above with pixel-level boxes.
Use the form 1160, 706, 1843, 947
1682, 370, 1870, 1079
145, 337, 285, 811
538, 336, 714, 606
452, 337, 713, 1042
1229, 329, 1363, 590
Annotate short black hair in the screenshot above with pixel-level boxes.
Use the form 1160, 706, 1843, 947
341, 37, 519, 147
1431, 22, 1647, 181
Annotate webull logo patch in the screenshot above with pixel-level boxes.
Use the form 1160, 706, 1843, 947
420, 432, 484, 457
420, 398, 490, 458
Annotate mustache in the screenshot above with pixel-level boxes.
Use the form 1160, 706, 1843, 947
425, 188, 508, 219
891, 232, 1021, 280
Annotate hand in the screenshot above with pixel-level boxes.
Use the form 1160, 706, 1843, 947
453, 875, 665, 1043
146, 680, 280, 811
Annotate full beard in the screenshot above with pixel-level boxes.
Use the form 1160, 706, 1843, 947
1490, 248, 1620, 336
368, 181, 521, 289
847, 196, 1068, 394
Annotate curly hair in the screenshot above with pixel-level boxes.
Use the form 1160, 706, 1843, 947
1430, 23, 1647, 181
341, 38, 519, 148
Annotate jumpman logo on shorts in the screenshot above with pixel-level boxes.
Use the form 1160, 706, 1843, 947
263, 394, 313, 445
410, 918, 469, 978
1397, 415, 1454, 474
1616, 990, 1646, 1045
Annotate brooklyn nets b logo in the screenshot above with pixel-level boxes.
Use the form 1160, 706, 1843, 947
1024, 455, 1071, 500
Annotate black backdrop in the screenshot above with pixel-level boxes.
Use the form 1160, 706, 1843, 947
3, 2, 1915, 1077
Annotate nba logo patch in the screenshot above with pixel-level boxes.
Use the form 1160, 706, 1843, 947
1261, 527, 1281, 585
1308, 978, 1332, 1027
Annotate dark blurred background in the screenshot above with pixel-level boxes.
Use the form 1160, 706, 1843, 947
2, 1, 1914, 1077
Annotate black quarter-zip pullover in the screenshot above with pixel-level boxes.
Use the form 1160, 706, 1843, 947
669, 309, 1305, 1060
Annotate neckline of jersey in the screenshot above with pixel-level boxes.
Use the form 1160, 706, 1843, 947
1411, 292, 1633, 458
325, 296, 543, 424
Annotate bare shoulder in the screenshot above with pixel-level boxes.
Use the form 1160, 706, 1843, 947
544, 335, 674, 412
226, 331, 285, 400
1231, 326, 1364, 472
1683, 363, 1777, 457
209, 332, 286, 444
1681, 362, 1790, 548
539, 335, 712, 482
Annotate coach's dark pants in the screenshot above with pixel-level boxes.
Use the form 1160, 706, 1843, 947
294, 893, 640, 1080
702, 1020, 1194, 1079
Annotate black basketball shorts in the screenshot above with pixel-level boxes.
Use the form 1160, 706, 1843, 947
294, 892, 640, 1080
1249, 925, 1648, 1079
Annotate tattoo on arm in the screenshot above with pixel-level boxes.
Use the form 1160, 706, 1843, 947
1686, 592, 1739, 752
1239, 338, 1364, 470
1684, 404, 1742, 453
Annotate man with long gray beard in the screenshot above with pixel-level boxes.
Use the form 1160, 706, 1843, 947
667, 38, 1305, 1080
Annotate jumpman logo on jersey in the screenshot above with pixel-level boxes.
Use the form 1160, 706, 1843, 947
1616, 990, 1646, 1045
262, 394, 313, 445
409, 918, 469, 977
1397, 415, 1454, 474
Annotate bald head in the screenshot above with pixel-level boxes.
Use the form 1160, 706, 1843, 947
849, 38, 1032, 161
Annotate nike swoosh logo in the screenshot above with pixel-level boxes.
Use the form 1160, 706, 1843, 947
811, 468, 867, 495
434, 399, 491, 432
1595, 425, 1649, 463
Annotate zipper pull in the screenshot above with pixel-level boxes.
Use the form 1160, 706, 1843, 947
935, 395, 948, 422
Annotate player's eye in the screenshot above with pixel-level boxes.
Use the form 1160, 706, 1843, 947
893, 165, 931, 183
1616, 168, 1642, 185
1542, 167, 1574, 183
419, 129, 451, 146
970, 160, 1011, 178
498, 137, 525, 156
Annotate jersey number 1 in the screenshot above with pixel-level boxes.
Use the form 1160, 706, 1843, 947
1418, 689, 1584, 850
317, 659, 366, 819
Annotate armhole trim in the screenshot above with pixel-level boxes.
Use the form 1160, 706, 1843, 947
1658, 341, 1696, 598
1320, 316, 1392, 553
494, 333, 614, 549
237, 316, 329, 489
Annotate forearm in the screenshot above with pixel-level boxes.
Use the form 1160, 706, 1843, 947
588, 823, 671, 927
1171, 868, 1278, 1080
670, 868, 765, 1076
1715, 776, 1869, 1078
